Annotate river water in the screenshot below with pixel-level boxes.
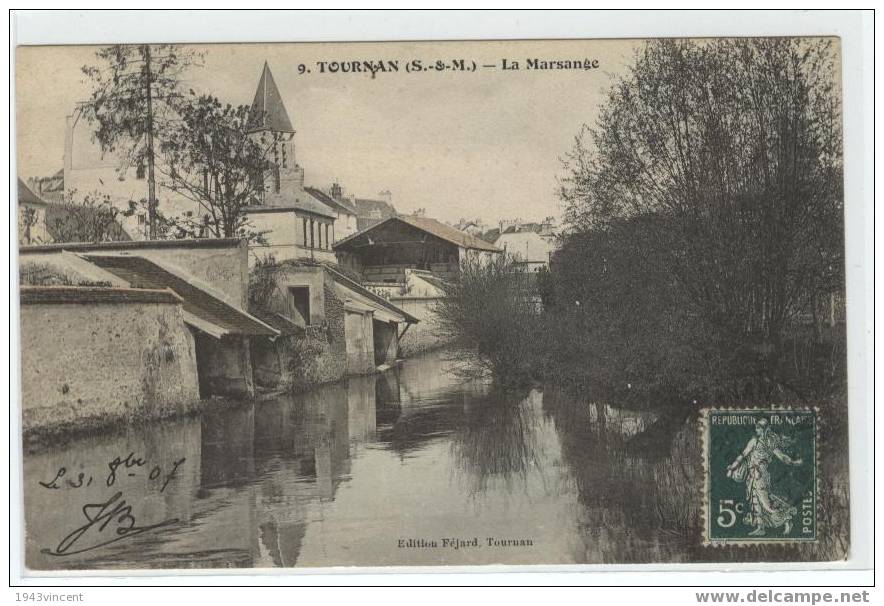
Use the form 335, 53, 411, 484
22, 349, 845, 570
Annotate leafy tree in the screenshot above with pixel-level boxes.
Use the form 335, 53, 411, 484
157, 94, 280, 242
558, 38, 843, 398
80, 44, 201, 238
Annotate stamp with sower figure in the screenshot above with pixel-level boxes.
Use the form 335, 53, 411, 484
702, 409, 817, 544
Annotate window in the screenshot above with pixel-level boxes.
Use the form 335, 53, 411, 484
309, 219, 315, 249
325, 224, 330, 249
288, 287, 311, 327
302, 218, 308, 246
136, 160, 146, 180
272, 167, 280, 193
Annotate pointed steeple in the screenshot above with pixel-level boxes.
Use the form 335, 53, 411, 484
249, 62, 295, 133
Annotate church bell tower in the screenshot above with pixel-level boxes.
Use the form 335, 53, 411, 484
249, 62, 304, 206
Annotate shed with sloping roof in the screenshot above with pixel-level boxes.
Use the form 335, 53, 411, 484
333, 215, 501, 283
82, 253, 278, 398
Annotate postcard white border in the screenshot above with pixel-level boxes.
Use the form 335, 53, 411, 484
7, 9, 875, 587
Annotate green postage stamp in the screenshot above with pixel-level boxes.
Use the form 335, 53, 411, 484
702, 408, 818, 545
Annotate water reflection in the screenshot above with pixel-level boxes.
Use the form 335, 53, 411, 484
22, 349, 846, 570
450, 388, 545, 494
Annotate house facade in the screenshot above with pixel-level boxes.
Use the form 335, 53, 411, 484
311, 183, 359, 242
493, 229, 557, 271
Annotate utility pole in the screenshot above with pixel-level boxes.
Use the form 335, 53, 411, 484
144, 44, 157, 239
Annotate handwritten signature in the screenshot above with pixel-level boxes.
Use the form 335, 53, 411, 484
41, 491, 179, 557
37, 452, 186, 557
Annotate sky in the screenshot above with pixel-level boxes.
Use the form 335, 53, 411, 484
16, 40, 638, 225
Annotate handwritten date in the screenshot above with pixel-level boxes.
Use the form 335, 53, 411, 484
39, 451, 186, 493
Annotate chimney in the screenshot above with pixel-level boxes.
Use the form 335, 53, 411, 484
330, 182, 343, 200
378, 190, 392, 204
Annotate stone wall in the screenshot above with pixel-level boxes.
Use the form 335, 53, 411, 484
194, 332, 255, 398
136, 245, 249, 309
20, 294, 200, 432
252, 280, 348, 391
345, 310, 375, 374
20, 239, 250, 310
389, 296, 451, 355
324, 281, 346, 354
310, 281, 349, 384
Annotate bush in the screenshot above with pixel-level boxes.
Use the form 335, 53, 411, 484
542, 216, 846, 407
435, 255, 542, 388
20, 261, 113, 288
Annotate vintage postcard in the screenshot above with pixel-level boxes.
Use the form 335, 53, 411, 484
15, 33, 854, 572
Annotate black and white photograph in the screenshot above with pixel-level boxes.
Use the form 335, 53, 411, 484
9, 10, 874, 587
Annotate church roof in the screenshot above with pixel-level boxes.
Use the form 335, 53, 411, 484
249, 62, 295, 134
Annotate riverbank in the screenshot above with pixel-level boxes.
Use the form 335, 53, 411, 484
21, 351, 415, 453
20, 394, 251, 454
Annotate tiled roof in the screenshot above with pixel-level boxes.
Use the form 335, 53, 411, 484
354, 198, 396, 218
83, 254, 278, 337
479, 228, 501, 243
250, 307, 305, 336
399, 215, 502, 251
243, 194, 337, 219
18, 179, 47, 206
304, 186, 357, 215
20, 285, 182, 305
249, 62, 295, 134
334, 215, 502, 253
27, 170, 65, 202
502, 222, 546, 234
356, 217, 384, 231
